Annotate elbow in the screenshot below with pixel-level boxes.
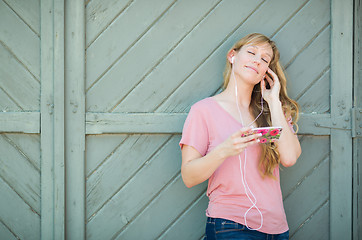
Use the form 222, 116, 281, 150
181, 168, 196, 188
182, 177, 196, 188
281, 148, 301, 167
184, 181, 195, 188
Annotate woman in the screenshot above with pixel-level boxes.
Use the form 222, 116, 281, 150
179, 33, 301, 239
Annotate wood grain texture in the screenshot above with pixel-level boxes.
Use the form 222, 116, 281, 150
286, 25, 330, 100
0, 1, 40, 79
86, 0, 220, 112
158, 192, 208, 240
156, 0, 309, 113
0, 135, 40, 214
0, 174, 40, 240
114, 0, 260, 113
330, 0, 354, 238
283, 155, 329, 234
3, 0, 40, 35
86, 136, 181, 240
86, 134, 170, 219
86, 0, 133, 47
0, 112, 39, 133
0, 42, 40, 111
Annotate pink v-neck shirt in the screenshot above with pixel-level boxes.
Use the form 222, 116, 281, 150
180, 98, 289, 234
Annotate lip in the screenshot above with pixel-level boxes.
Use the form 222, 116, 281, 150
245, 65, 259, 74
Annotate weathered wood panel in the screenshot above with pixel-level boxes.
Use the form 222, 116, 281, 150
329, 0, 353, 238
84, 0, 335, 239
156, 0, 314, 113
2, 0, 40, 36
0, 176, 40, 240
86, 0, 221, 112
115, 0, 263, 113
0, 0, 42, 239
0, 134, 40, 240
0, 0, 40, 81
86, 136, 181, 239
86, 134, 170, 219
1, 0, 356, 239
353, 0, 362, 238
0, 41, 40, 111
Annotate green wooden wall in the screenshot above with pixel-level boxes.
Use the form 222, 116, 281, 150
0, 0, 359, 239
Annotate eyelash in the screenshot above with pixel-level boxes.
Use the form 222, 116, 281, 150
247, 51, 269, 63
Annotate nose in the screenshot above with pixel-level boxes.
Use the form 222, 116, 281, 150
253, 55, 261, 64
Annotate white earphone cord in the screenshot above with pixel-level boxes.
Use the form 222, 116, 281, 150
232, 66, 264, 230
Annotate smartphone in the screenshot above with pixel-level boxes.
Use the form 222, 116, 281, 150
242, 126, 283, 143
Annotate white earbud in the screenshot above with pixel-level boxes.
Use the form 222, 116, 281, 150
231, 56, 235, 64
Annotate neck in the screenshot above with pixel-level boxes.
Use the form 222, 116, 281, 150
224, 76, 254, 109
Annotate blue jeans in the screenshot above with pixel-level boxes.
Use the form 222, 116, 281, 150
204, 217, 289, 240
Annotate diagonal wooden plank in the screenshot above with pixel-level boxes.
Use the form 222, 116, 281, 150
86, 0, 175, 91
0, 219, 18, 240
0, 177, 40, 240
3, 0, 40, 36
0, 43, 40, 110
113, 0, 249, 113
158, 192, 208, 240
86, 0, 222, 112
156, 0, 307, 113
86, 134, 170, 219
86, 134, 128, 177
286, 25, 330, 99
273, 0, 330, 66
3, 134, 40, 171
0, 87, 20, 112
86, 135, 181, 240
0, 135, 40, 214
86, 0, 133, 47
297, 69, 330, 113
283, 156, 329, 234
291, 200, 329, 240
280, 136, 329, 196
0, 1, 40, 80
115, 175, 207, 240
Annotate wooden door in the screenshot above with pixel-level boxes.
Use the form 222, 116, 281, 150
0, 0, 356, 239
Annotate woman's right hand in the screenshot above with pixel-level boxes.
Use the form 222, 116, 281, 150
215, 127, 261, 159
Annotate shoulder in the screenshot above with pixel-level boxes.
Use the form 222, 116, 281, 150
190, 97, 215, 111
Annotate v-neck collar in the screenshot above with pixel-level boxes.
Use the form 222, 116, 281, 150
208, 97, 245, 127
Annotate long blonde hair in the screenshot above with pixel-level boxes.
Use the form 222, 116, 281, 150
223, 33, 299, 179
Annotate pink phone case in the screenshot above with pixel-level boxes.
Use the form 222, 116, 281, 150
242, 127, 283, 143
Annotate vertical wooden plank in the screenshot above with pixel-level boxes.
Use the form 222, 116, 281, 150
353, 0, 362, 238
65, 0, 85, 239
53, 0, 65, 238
330, 0, 353, 239
40, 0, 65, 239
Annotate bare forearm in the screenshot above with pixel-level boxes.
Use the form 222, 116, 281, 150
269, 100, 301, 167
181, 147, 227, 188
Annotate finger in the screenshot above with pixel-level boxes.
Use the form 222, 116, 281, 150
243, 133, 261, 142
261, 78, 266, 93
235, 137, 260, 151
239, 127, 252, 137
267, 68, 280, 85
267, 67, 277, 78
264, 73, 274, 87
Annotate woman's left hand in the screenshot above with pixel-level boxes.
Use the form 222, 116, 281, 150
261, 68, 281, 103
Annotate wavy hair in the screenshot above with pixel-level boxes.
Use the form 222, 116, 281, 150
223, 33, 299, 179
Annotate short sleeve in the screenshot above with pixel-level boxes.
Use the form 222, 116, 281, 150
179, 104, 209, 156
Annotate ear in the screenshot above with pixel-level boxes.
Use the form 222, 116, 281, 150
227, 50, 236, 64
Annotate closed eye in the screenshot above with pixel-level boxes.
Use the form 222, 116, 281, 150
247, 51, 255, 55
262, 58, 269, 63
